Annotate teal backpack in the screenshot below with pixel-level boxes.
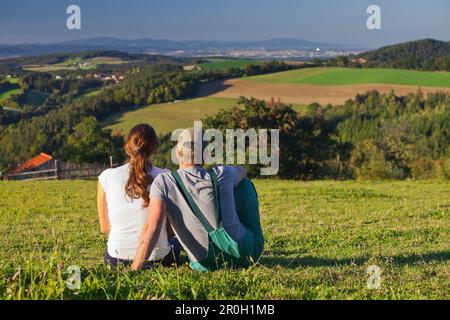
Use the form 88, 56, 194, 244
171, 170, 242, 271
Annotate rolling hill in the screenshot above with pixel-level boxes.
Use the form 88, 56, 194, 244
357, 39, 450, 71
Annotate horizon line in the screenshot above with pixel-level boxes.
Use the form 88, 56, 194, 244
0, 36, 369, 48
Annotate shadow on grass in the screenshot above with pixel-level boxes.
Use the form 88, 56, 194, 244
260, 251, 450, 268
101, 109, 131, 129
195, 80, 233, 98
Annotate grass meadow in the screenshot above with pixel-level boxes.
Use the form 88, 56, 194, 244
102, 97, 306, 135
103, 97, 238, 135
74, 88, 102, 101
0, 179, 448, 300
247, 67, 450, 87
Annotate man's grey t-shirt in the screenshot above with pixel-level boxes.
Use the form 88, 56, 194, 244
149, 166, 246, 262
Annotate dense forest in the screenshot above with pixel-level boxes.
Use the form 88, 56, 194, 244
329, 39, 450, 71
203, 93, 449, 179
323, 90, 449, 179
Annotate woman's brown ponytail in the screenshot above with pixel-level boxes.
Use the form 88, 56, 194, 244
124, 124, 158, 207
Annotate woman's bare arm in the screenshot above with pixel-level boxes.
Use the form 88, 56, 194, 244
131, 197, 166, 271
97, 182, 110, 235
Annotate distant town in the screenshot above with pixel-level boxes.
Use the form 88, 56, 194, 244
147, 48, 365, 60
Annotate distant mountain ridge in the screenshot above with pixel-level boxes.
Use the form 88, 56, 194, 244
0, 37, 362, 57
357, 39, 450, 71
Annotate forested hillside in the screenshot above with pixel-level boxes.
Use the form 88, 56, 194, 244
356, 39, 450, 71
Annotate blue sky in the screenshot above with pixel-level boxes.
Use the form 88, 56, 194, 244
0, 0, 449, 48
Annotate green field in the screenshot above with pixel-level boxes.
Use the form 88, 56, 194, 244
103, 97, 238, 135
74, 88, 102, 101
5, 77, 20, 84
0, 88, 22, 101
83, 89, 102, 98
199, 59, 261, 71
103, 97, 306, 135
247, 67, 450, 87
0, 180, 448, 299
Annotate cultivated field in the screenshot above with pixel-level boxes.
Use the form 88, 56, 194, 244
201, 67, 450, 105
0, 180, 448, 299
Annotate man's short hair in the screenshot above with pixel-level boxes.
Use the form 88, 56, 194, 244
177, 128, 208, 164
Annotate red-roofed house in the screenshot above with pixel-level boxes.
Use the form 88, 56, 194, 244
3, 153, 114, 181
12, 153, 54, 174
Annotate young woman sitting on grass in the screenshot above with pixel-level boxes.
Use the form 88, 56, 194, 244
131, 128, 264, 272
97, 124, 180, 269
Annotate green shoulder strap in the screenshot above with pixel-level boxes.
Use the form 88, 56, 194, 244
171, 171, 215, 233
208, 169, 222, 225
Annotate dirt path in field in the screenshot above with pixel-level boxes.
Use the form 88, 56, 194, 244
197, 79, 450, 105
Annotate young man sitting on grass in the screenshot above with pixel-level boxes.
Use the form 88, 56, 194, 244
132, 128, 264, 271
